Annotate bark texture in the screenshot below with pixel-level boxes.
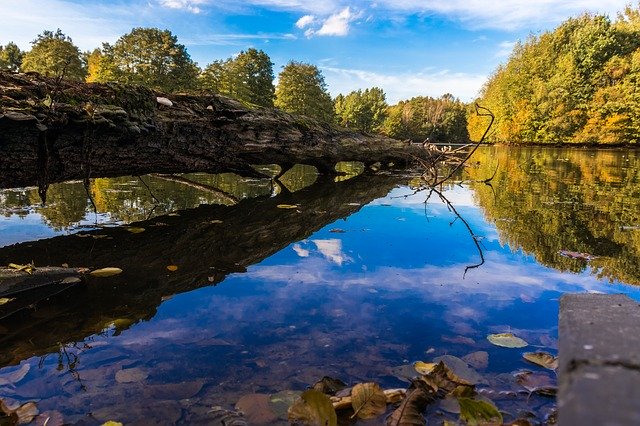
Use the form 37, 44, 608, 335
0, 71, 426, 190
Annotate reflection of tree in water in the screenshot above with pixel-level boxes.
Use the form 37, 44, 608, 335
467, 146, 640, 285
39, 183, 90, 230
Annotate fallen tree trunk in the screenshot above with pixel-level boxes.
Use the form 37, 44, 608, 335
0, 71, 427, 192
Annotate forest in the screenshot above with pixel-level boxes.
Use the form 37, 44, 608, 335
468, 5, 640, 145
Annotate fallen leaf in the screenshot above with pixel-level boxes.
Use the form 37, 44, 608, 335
462, 352, 489, 370
8, 263, 34, 274
458, 397, 502, 425
523, 352, 558, 371
386, 380, 435, 426
209, 220, 223, 224
413, 361, 437, 375
207, 407, 246, 425
277, 204, 299, 209
166, 265, 178, 272
101, 422, 124, 426
312, 376, 347, 396
487, 333, 528, 348
61, 277, 82, 284
288, 389, 337, 426
433, 355, 484, 385
442, 335, 476, 345
350, 382, 387, 419
126, 227, 145, 234
34, 410, 64, 426
389, 364, 417, 382
15, 402, 39, 425
515, 372, 557, 396
235, 394, 278, 424
0, 298, 15, 306
115, 367, 148, 383
90, 267, 123, 277
0, 364, 30, 386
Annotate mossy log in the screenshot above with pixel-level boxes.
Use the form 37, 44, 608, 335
0, 71, 427, 191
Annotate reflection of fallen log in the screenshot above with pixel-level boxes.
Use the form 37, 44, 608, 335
0, 174, 401, 367
0, 72, 428, 191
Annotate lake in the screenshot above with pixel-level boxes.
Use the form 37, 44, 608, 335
1, 146, 639, 425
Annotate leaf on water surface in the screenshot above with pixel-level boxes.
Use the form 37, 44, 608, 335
0, 364, 30, 387
386, 379, 435, 426
312, 376, 347, 396
115, 367, 148, 383
329, 229, 346, 233
458, 397, 502, 425
515, 372, 557, 396
14, 402, 38, 425
523, 352, 558, 371
487, 333, 528, 348
61, 277, 82, 284
235, 394, 278, 424
34, 410, 64, 426
101, 422, 124, 426
126, 227, 145, 234
209, 220, 223, 224
166, 265, 178, 272
90, 267, 123, 277
462, 352, 489, 370
350, 382, 387, 419
413, 361, 437, 375
433, 355, 484, 385
288, 389, 337, 426
389, 364, 418, 382
269, 390, 302, 419
0, 298, 15, 306
277, 204, 299, 209
208, 406, 247, 425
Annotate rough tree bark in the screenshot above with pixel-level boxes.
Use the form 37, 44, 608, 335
0, 71, 427, 191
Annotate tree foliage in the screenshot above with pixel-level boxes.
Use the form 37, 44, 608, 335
470, 6, 640, 144
200, 48, 274, 107
95, 28, 199, 92
275, 61, 334, 122
20, 29, 85, 81
334, 87, 388, 133
0, 42, 24, 72
382, 94, 469, 142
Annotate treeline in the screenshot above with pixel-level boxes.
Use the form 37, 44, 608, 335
469, 5, 640, 145
0, 27, 469, 143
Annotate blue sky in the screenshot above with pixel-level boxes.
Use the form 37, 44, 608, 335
0, 0, 631, 103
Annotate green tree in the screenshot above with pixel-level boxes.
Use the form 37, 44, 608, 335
98, 27, 199, 92
335, 87, 388, 133
85, 48, 115, 83
274, 61, 334, 122
200, 48, 275, 107
20, 29, 85, 81
0, 42, 24, 71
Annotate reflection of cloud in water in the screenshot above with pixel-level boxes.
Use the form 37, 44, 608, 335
313, 239, 351, 266
292, 243, 310, 257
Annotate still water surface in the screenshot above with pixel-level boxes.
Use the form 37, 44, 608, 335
0, 147, 639, 424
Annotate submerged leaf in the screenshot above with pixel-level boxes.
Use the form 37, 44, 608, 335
115, 368, 148, 383
15, 402, 38, 424
413, 361, 437, 375
350, 382, 387, 419
458, 397, 502, 425
462, 352, 489, 370
90, 267, 123, 277
166, 265, 179, 272
487, 333, 528, 348
0, 298, 15, 306
269, 390, 302, 419
433, 356, 483, 385
515, 372, 557, 396
523, 352, 558, 371
277, 204, 299, 209
288, 389, 337, 426
235, 394, 278, 424
386, 380, 435, 426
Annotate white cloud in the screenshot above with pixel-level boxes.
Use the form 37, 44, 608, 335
313, 239, 351, 265
321, 66, 487, 103
159, 0, 207, 13
295, 14, 316, 28
316, 7, 358, 36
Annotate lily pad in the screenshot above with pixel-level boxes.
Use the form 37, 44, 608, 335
487, 333, 528, 348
